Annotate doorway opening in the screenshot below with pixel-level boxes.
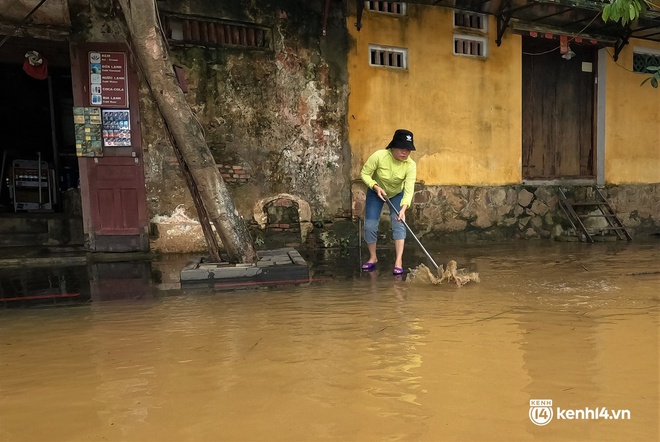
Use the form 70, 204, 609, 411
522, 36, 597, 180
0, 37, 82, 247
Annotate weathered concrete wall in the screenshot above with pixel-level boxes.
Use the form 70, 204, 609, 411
67, 1, 659, 254
604, 39, 660, 184
145, 0, 351, 233
346, 5, 522, 186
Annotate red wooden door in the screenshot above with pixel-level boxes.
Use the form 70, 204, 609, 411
71, 43, 149, 252
79, 156, 148, 251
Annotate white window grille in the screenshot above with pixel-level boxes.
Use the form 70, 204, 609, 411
453, 10, 488, 32
453, 9, 488, 59
369, 45, 408, 69
367, 1, 406, 15
453, 35, 488, 58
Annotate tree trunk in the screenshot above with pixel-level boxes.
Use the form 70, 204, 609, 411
116, 0, 258, 264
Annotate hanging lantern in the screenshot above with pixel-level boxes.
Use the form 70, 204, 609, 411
22, 50, 48, 80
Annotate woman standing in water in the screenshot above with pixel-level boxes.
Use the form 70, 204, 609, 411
360, 129, 417, 275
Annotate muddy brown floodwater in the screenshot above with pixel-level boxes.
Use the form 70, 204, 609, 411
0, 239, 658, 441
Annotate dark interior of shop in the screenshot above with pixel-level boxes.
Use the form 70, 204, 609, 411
0, 61, 78, 214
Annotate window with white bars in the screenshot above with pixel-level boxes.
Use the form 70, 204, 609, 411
453, 9, 488, 59
453, 10, 488, 32
453, 35, 487, 58
367, 1, 406, 15
369, 45, 407, 69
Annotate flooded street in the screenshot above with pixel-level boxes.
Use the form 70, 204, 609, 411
0, 239, 658, 441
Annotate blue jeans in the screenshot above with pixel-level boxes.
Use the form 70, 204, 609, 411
364, 189, 406, 243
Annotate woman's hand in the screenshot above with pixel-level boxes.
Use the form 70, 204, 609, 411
373, 185, 386, 201
397, 205, 408, 223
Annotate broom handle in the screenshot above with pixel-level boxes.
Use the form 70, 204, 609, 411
384, 195, 440, 272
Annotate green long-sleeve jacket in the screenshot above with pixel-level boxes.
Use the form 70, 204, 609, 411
360, 149, 417, 207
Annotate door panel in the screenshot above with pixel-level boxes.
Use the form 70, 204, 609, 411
70, 42, 148, 252
522, 37, 596, 179
84, 156, 148, 249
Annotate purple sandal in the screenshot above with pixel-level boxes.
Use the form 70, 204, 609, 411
392, 266, 404, 275
361, 262, 377, 271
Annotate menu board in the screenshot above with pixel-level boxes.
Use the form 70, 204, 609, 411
73, 107, 103, 157
89, 51, 129, 107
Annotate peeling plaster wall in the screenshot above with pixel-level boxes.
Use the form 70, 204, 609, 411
70, 0, 351, 253
148, 0, 351, 225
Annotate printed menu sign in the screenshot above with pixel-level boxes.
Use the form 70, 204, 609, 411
89, 51, 129, 107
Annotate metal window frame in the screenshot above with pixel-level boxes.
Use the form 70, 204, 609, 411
366, 1, 407, 16
453, 34, 488, 58
453, 9, 488, 33
368, 44, 408, 69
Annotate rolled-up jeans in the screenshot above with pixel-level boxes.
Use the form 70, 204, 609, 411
364, 189, 406, 244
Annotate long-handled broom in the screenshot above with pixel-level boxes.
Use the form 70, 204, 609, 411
384, 196, 440, 273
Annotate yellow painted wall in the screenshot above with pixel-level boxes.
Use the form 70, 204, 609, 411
347, 5, 522, 186
604, 40, 660, 184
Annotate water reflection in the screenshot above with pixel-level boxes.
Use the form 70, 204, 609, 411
0, 265, 90, 306
0, 239, 657, 441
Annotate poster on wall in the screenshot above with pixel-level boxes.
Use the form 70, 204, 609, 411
73, 107, 103, 157
89, 51, 129, 107
102, 109, 132, 147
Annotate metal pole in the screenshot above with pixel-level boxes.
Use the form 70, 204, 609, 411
0, 150, 6, 202
358, 216, 362, 266
47, 75, 60, 205
384, 196, 440, 272
37, 152, 42, 207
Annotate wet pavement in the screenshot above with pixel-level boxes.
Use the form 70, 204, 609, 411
0, 238, 658, 441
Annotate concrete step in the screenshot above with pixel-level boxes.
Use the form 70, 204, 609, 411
0, 232, 50, 247
0, 217, 49, 235
0, 216, 83, 248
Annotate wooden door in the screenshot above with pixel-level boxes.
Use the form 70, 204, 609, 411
80, 156, 148, 251
522, 37, 596, 179
71, 43, 149, 252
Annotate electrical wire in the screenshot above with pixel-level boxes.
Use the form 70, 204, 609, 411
522, 12, 602, 56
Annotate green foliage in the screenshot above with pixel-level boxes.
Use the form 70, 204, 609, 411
602, 0, 646, 25
641, 66, 660, 88
602, 0, 658, 88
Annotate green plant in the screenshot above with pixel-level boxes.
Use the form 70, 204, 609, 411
602, 0, 647, 24
641, 66, 660, 88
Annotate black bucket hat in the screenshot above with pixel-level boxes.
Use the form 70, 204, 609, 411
387, 129, 416, 151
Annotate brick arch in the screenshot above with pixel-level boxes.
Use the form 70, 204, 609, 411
252, 193, 313, 242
